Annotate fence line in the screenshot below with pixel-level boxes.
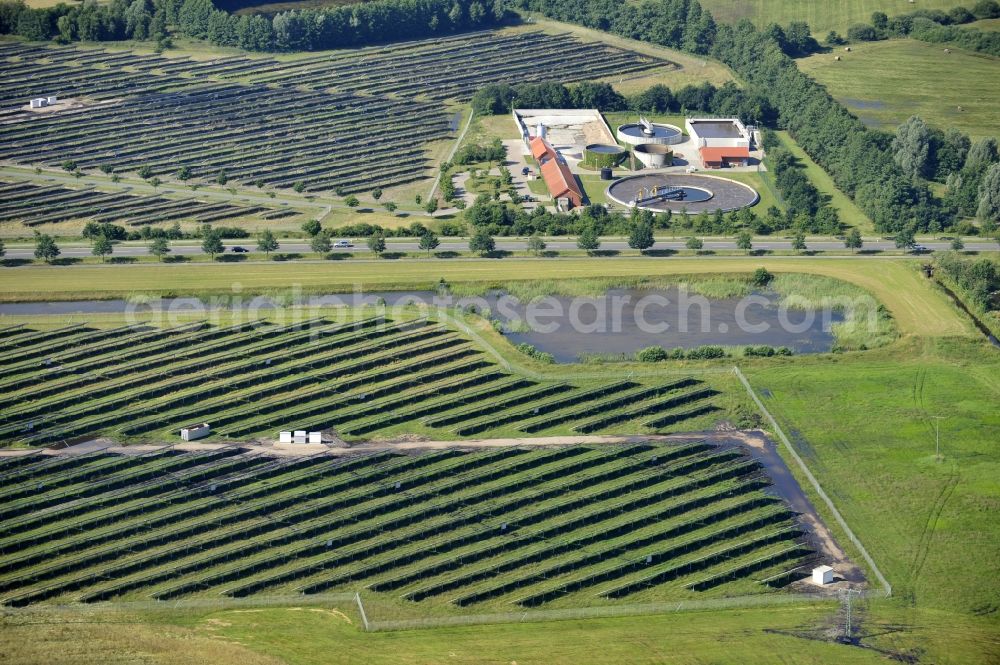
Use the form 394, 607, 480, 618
1, 593, 358, 616
362, 592, 832, 632
354, 592, 370, 632
732, 366, 892, 597
427, 110, 474, 203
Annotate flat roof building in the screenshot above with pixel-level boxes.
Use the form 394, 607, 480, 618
686, 118, 753, 169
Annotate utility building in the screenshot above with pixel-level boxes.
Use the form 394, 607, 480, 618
529, 136, 584, 210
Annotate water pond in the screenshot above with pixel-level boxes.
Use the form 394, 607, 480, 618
0, 287, 843, 362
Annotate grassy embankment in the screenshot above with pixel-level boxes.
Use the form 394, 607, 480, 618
796, 38, 1000, 139
0, 257, 968, 338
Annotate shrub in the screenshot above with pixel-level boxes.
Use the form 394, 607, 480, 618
635, 345, 669, 362
751, 267, 773, 287
685, 345, 727, 359
847, 23, 879, 41
743, 345, 776, 357
515, 343, 555, 364
440, 221, 466, 236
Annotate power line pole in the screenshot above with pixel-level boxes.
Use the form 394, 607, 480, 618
840, 588, 862, 642
931, 415, 945, 461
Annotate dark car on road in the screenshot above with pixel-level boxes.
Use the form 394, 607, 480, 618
231, 246, 248, 253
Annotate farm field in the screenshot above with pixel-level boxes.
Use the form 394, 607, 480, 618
0, 29, 667, 201
0, 257, 970, 338
699, 0, 963, 35
0, 439, 823, 609
970, 17, 1000, 31
796, 39, 1000, 139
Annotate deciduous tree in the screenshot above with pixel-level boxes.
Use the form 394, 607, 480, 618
257, 229, 279, 256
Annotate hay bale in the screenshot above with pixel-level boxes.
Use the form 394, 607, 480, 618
944, 48, 951, 54
844, 46, 852, 52
834, 55, 841, 61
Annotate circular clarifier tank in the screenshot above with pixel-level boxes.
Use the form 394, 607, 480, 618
616, 122, 683, 146
583, 144, 627, 168
606, 174, 759, 213
633, 143, 674, 168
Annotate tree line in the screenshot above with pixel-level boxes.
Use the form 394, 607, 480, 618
892, 119, 1000, 230
471, 80, 775, 126
844, 2, 1000, 58
761, 131, 842, 234
0, 0, 505, 51
936, 252, 1000, 316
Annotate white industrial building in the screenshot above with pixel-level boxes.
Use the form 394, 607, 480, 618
686, 118, 753, 169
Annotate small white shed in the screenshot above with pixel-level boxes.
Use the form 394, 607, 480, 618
293, 430, 307, 444
812, 565, 834, 585
278, 431, 293, 444
30, 98, 47, 108
180, 423, 211, 441
46, 95, 58, 105
308, 432, 323, 444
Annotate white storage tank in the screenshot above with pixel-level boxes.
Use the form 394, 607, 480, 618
180, 423, 211, 441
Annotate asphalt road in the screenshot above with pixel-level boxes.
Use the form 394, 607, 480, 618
4, 239, 996, 259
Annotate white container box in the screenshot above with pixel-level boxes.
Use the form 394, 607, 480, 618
811, 565, 834, 585
180, 423, 211, 441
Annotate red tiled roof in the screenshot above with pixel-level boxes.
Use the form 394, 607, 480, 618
528, 136, 583, 207
529, 136, 551, 162
699, 146, 750, 163
540, 157, 583, 207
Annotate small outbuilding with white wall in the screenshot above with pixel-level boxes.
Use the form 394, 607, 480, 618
812, 565, 834, 585
180, 423, 211, 441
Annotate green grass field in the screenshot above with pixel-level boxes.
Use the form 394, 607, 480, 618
700, 0, 964, 35
773, 131, 872, 232
3, 602, 915, 665
970, 17, 1000, 31
796, 39, 1000, 139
